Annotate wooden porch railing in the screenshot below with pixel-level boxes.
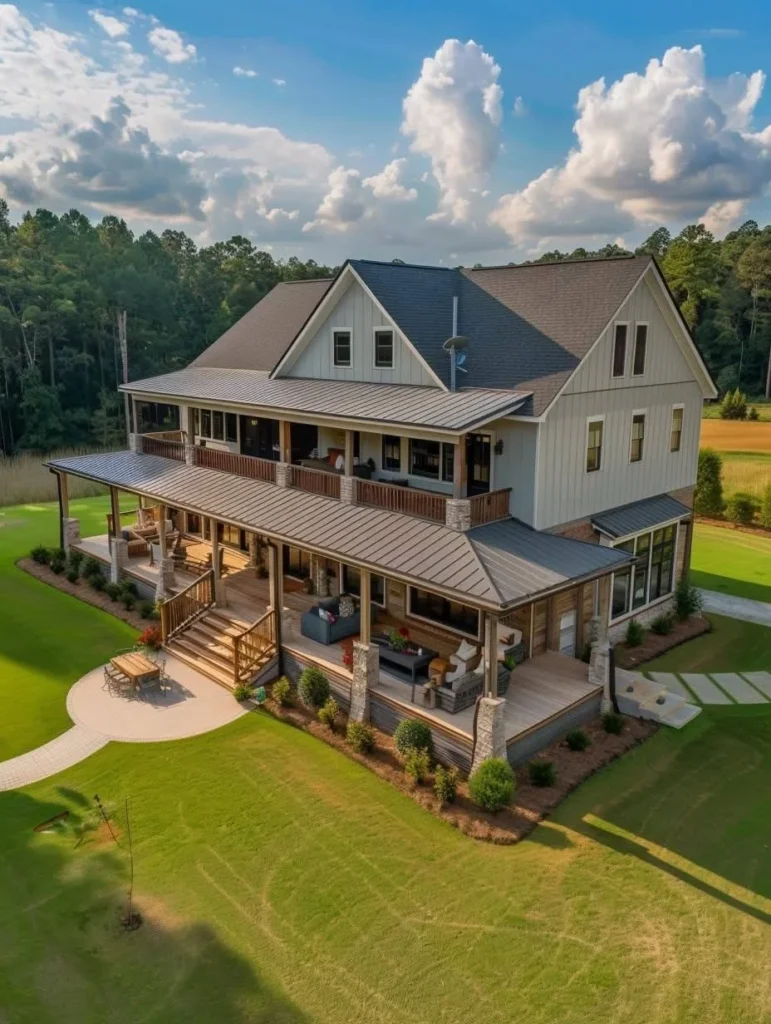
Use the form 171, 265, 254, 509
141, 430, 186, 462
354, 477, 447, 523
469, 488, 511, 527
287, 463, 341, 499
192, 445, 277, 483
233, 608, 277, 685
160, 568, 215, 641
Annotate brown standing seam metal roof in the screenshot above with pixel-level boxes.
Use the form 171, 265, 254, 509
47, 450, 632, 609
121, 368, 530, 433
191, 278, 333, 371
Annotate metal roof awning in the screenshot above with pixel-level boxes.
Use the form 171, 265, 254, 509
591, 494, 692, 539
121, 367, 530, 434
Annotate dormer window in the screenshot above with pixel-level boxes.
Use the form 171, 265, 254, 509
333, 330, 352, 367
374, 329, 394, 368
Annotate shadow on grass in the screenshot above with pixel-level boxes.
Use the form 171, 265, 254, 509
690, 569, 771, 604
554, 708, 771, 917
0, 788, 310, 1024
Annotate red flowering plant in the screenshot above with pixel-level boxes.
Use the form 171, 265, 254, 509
398, 627, 409, 639
136, 626, 163, 651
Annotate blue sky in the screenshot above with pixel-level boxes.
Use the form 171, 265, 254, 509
3, 0, 771, 263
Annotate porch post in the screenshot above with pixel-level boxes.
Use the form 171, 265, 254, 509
58, 471, 80, 553
472, 610, 507, 771
210, 517, 226, 606
267, 541, 284, 658
279, 419, 291, 463
109, 486, 126, 583
452, 434, 467, 499
344, 430, 354, 477
155, 501, 175, 600
590, 574, 613, 713
350, 568, 377, 722
483, 612, 498, 698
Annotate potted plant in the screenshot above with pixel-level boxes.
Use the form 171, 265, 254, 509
135, 626, 163, 653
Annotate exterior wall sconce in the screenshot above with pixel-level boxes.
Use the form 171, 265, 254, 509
494, 439, 504, 456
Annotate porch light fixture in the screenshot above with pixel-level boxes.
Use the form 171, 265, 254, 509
494, 439, 504, 456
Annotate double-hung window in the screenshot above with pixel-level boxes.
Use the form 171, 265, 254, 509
612, 324, 627, 377
374, 329, 394, 368
586, 418, 604, 473
333, 330, 352, 368
670, 406, 683, 452
630, 413, 645, 463
409, 438, 454, 481
632, 324, 647, 375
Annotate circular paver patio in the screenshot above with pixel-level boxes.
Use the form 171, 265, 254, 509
66, 654, 246, 743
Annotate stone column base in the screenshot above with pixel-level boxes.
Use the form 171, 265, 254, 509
311, 555, 329, 597
471, 696, 506, 773
339, 476, 355, 504
350, 641, 379, 722
275, 463, 290, 488
62, 517, 80, 552
128, 432, 140, 453
155, 556, 176, 600
589, 640, 611, 711
184, 444, 195, 466
110, 538, 128, 584
445, 498, 471, 532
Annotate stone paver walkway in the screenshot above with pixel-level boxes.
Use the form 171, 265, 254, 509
644, 669, 771, 706
0, 654, 246, 791
698, 589, 771, 627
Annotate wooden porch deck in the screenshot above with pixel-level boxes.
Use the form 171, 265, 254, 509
75, 535, 600, 752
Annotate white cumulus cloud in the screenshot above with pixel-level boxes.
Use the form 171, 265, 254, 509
512, 95, 527, 117
492, 45, 771, 245
89, 10, 129, 38
273, 78, 286, 87
148, 25, 196, 64
303, 166, 369, 233
233, 66, 257, 78
402, 38, 503, 223
363, 158, 417, 201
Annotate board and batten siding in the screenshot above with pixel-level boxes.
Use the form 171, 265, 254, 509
488, 418, 538, 524
285, 278, 437, 386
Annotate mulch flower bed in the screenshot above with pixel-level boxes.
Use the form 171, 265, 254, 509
19, 557, 151, 632
695, 515, 770, 538
258, 686, 656, 845
615, 614, 711, 669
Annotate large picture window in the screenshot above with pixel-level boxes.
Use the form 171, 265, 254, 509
341, 565, 385, 607
611, 524, 678, 620
382, 435, 401, 471
136, 401, 180, 434
409, 438, 454, 481
194, 407, 238, 443
408, 587, 480, 638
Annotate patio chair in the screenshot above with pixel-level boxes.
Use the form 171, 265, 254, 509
446, 639, 481, 684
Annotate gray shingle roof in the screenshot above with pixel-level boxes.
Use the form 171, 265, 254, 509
591, 494, 692, 539
192, 278, 332, 371
122, 368, 529, 433
48, 450, 632, 608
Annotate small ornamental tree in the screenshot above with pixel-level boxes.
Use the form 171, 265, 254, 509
393, 719, 433, 758
694, 448, 724, 516
719, 388, 748, 420
298, 666, 330, 708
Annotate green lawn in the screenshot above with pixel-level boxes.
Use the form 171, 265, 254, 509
0, 498, 135, 760
0, 703, 769, 1024
690, 523, 771, 603
645, 613, 771, 674
1, 500, 770, 1023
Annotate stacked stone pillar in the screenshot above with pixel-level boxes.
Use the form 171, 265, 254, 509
471, 697, 506, 772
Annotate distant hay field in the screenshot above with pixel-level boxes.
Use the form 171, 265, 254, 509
719, 452, 771, 500
0, 448, 111, 507
700, 419, 771, 453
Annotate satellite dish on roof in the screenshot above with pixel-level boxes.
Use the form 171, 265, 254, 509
443, 335, 468, 351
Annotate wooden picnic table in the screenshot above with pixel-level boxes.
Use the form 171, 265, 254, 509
110, 652, 160, 685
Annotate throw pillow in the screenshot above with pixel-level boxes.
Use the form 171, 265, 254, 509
339, 595, 355, 618
318, 607, 330, 622
327, 612, 337, 624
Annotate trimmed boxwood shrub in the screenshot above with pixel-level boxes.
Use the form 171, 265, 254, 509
105, 581, 121, 601
65, 569, 79, 585
271, 676, 293, 706
346, 720, 375, 754
89, 573, 105, 592
624, 618, 645, 647
528, 760, 556, 787
82, 556, 103, 578
67, 549, 83, 572
602, 711, 623, 735
393, 718, 433, 758
468, 757, 515, 812
138, 600, 156, 619
49, 557, 65, 575
725, 491, 758, 524
404, 748, 431, 785
317, 697, 339, 730
30, 545, 50, 564
565, 728, 590, 752
434, 764, 460, 804
298, 665, 330, 708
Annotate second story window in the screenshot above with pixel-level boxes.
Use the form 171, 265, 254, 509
586, 418, 603, 473
670, 406, 683, 452
612, 324, 627, 377
374, 329, 394, 368
382, 434, 401, 471
630, 413, 645, 463
632, 324, 647, 376
333, 330, 352, 367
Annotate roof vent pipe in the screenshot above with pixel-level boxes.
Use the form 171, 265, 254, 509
452, 295, 458, 337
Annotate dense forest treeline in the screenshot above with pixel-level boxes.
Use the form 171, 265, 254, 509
0, 206, 769, 455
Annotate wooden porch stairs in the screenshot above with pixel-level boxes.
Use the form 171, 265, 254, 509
160, 571, 278, 690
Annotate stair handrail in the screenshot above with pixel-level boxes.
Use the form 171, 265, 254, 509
161, 568, 215, 641
232, 607, 277, 685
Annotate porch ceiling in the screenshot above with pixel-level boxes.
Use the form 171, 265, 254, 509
49, 450, 631, 610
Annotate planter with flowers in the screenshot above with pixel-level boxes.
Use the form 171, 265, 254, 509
135, 626, 163, 654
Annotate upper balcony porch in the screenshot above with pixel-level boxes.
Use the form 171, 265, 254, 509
134, 418, 511, 532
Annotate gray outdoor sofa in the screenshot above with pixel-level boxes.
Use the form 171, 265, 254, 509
300, 596, 363, 646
